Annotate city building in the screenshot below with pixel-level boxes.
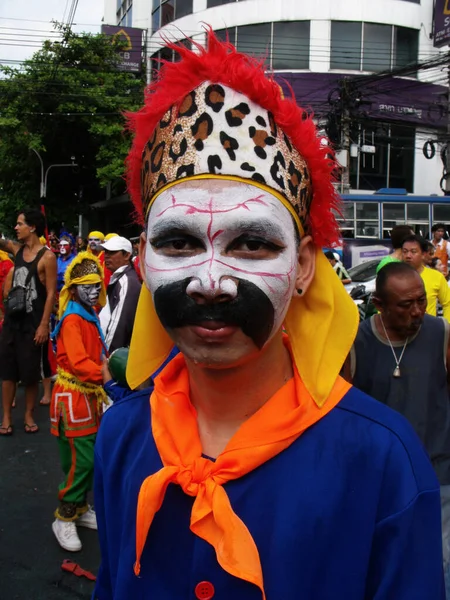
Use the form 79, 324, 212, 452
102, 0, 450, 230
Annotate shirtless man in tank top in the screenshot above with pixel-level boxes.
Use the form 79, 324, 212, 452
0, 209, 56, 435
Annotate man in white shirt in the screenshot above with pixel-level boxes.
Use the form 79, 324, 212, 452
99, 236, 141, 353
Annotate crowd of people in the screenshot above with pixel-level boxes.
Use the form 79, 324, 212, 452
2, 30, 450, 600
0, 213, 142, 551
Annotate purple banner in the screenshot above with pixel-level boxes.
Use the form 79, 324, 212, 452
101, 25, 144, 72
275, 73, 447, 129
434, 0, 450, 48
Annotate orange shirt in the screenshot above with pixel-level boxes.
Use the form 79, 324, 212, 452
432, 239, 449, 277
50, 313, 103, 437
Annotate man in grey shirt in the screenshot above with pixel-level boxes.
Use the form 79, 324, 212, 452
343, 261, 450, 596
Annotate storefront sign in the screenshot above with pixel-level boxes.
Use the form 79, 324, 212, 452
101, 25, 143, 72
434, 0, 450, 48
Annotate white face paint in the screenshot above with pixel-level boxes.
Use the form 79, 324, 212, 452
59, 241, 70, 256
88, 238, 101, 251
144, 179, 299, 345
76, 283, 101, 308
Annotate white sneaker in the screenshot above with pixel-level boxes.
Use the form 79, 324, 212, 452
76, 506, 97, 530
52, 518, 82, 552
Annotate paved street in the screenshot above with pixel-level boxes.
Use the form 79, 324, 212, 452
0, 387, 100, 600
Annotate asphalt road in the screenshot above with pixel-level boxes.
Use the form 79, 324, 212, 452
0, 387, 100, 600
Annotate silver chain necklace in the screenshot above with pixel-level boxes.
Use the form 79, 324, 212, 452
379, 316, 409, 378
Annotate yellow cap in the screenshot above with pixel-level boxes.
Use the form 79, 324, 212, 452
88, 231, 105, 241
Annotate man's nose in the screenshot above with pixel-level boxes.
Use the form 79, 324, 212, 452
186, 277, 238, 304
410, 302, 422, 317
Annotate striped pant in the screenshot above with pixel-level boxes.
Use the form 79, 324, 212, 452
55, 425, 96, 521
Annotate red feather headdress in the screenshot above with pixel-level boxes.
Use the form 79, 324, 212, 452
126, 28, 341, 247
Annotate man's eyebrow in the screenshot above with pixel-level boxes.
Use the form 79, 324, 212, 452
150, 219, 194, 238
149, 218, 287, 240
230, 219, 285, 239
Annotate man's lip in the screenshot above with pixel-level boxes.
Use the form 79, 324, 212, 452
190, 322, 238, 341
197, 321, 228, 330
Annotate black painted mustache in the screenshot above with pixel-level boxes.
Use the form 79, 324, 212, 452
153, 277, 275, 349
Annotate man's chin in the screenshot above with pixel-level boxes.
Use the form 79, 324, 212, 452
406, 322, 423, 335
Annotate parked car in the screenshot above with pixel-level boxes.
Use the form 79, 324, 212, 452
344, 259, 380, 295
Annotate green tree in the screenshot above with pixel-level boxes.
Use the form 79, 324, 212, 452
0, 23, 146, 234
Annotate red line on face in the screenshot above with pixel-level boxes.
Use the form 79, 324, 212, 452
207, 196, 216, 290
155, 194, 268, 218
214, 258, 294, 282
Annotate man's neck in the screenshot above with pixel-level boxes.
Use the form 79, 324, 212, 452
392, 249, 403, 259
375, 314, 407, 343
23, 235, 42, 252
187, 334, 293, 458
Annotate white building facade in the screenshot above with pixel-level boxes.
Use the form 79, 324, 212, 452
103, 0, 449, 199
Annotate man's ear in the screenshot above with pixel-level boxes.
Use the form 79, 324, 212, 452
371, 294, 383, 312
293, 235, 316, 297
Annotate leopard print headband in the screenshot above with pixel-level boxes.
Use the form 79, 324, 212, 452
141, 81, 312, 228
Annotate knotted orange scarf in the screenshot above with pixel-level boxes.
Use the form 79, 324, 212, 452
135, 345, 351, 598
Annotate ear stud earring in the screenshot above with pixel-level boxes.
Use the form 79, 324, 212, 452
297, 288, 303, 296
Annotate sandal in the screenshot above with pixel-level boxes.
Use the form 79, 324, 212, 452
24, 423, 39, 434
39, 398, 51, 406
0, 425, 13, 436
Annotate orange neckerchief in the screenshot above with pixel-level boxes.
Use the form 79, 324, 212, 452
135, 347, 351, 598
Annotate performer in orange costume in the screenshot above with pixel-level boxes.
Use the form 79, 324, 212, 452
50, 251, 107, 552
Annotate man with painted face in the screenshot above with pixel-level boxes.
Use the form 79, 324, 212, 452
87, 231, 105, 258
94, 32, 444, 599
56, 233, 76, 293
50, 252, 107, 552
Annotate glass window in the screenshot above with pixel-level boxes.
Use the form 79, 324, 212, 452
330, 21, 362, 70
207, 0, 233, 6
335, 203, 355, 237
355, 222, 379, 238
161, 0, 175, 26
272, 21, 310, 70
433, 205, 450, 223
175, 0, 193, 19
152, 8, 160, 32
363, 23, 392, 71
394, 26, 419, 69
406, 204, 430, 238
406, 203, 429, 221
382, 203, 406, 239
152, 0, 159, 8
356, 202, 378, 220
355, 202, 379, 238
383, 203, 405, 221
350, 124, 415, 192
214, 27, 236, 46
237, 23, 271, 58
335, 203, 355, 222
389, 125, 415, 192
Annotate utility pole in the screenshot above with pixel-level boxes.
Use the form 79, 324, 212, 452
30, 148, 78, 238
30, 148, 78, 200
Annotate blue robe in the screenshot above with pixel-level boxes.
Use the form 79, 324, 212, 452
93, 385, 444, 599
57, 253, 76, 293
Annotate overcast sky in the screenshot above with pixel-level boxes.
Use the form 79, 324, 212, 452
1, 0, 105, 66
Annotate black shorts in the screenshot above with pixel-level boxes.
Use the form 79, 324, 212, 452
0, 324, 51, 384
